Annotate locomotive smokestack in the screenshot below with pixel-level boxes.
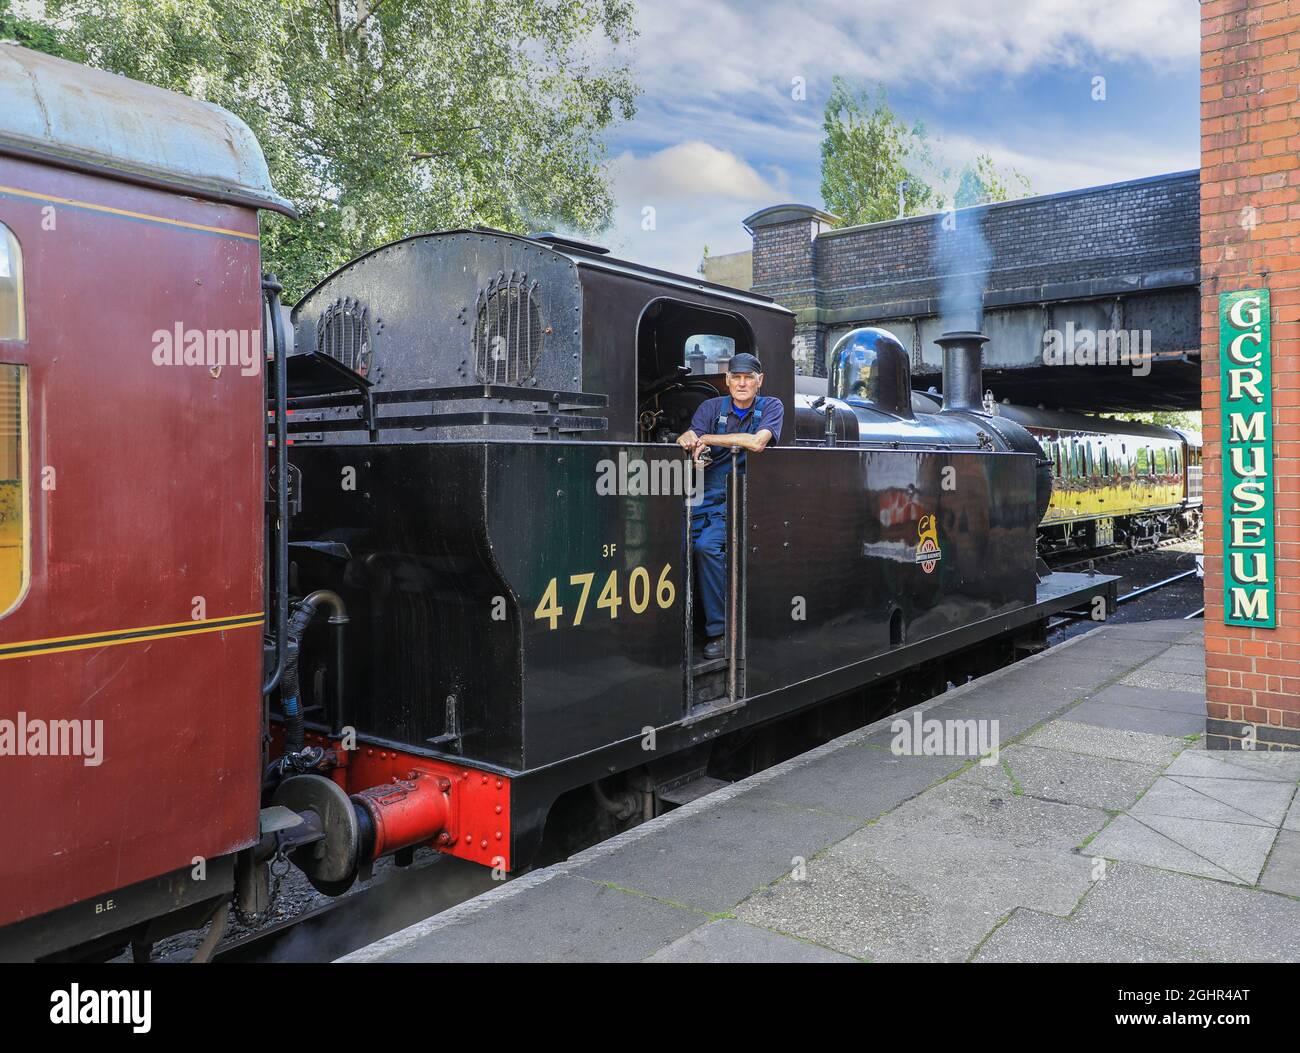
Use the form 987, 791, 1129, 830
936, 331, 988, 413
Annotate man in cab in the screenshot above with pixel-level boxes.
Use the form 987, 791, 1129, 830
675, 352, 783, 660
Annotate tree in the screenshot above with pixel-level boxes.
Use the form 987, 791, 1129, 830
0, 0, 72, 55
1103, 410, 1203, 432
30, 0, 638, 300
819, 78, 1031, 225
820, 78, 938, 225
954, 153, 1032, 209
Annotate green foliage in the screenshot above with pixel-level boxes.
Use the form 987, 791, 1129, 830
0, 0, 72, 55
820, 78, 1031, 225
1103, 410, 1203, 432
820, 77, 938, 225
954, 153, 1032, 209
28, 0, 638, 300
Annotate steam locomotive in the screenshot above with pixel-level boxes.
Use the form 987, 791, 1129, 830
0, 44, 1115, 961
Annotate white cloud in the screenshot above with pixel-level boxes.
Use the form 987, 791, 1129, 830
591, 0, 1200, 276
610, 141, 780, 203
924, 127, 1197, 203
629, 0, 1199, 101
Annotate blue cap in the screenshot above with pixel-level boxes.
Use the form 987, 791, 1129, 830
728, 352, 763, 373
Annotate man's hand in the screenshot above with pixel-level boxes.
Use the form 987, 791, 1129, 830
676, 429, 700, 451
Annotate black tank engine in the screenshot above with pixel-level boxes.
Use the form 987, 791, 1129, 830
274, 228, 1115, 886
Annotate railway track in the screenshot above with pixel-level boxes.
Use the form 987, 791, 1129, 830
208, 854, 496, 963
1044, 535, 1204, 638
1044, 531, 1203, 575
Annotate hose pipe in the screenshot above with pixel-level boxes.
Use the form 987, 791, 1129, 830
281, 590, 349, 753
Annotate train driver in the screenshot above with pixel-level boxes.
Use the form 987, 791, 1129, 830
675, 352, 783, 660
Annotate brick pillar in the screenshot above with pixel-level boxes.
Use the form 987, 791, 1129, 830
1201, 0, 1300, 749
745, 204, 837, 375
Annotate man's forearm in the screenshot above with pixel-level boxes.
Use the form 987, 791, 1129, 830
700, 433, 764, 452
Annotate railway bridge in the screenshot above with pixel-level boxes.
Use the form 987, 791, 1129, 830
743, 171, 1200, 412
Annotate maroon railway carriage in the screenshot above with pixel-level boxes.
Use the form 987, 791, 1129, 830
0, 43, 291, 959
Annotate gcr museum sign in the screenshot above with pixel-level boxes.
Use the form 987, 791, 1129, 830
1219, 288, 1275, 628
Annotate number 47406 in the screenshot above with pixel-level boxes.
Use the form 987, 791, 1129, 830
534, 564, 676, 630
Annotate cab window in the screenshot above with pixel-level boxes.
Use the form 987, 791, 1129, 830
0, 223, 23, 342
0, 364, 27, 616
684, 334, 736, 374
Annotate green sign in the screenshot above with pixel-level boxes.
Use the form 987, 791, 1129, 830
1219, 288, 1275, 628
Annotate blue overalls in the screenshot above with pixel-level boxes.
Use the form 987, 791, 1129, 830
690, 397, 769, 639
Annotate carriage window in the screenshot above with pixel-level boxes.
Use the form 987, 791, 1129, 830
0, 365, 27, 617
1136, 447, 1150, 475
1155, 447, 1168, 474
1101, 447, 1110, 476
0, 224, 24, 342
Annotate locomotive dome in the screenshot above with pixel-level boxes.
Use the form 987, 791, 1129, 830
830, 326, 914, 418
0, 42, 293, 215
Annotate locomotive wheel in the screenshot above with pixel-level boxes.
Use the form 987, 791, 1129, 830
271, 774, 360, 896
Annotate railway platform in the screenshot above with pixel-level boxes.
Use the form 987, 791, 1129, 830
340, 620, 1300, 963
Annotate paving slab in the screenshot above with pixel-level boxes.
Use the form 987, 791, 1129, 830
1168, 775, 1295, 826
644, 918, 857, 963
569, 792, 863, 914
972, 907, 1205, 963
1023, 720, 1187, 766
1286, 797, 1300, 834
1052, 635, 1169, 663
835, 774, 1107, 854
735, 837, 1094, 962
1013, 655, 1146, 689
1086, 812, 1276, 885
1145, 654, 1207, 677
1120, 667, 1206, 694
1087, 682, 1206, 715
1132, 776, 1288, 828
1072, 862, 1300, 962
1096, 623, 1202, 643
962, 742, 1160, 811
928, 671, 1086, 713
1067, 698, 1205, 736
1166, 750, 1300, 784
1259, 830, 1300, 898
746, 737, 965, 819
345, 873, 703, 963
917, 696, 1064, 742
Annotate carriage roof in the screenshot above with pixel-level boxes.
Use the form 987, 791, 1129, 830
0, 42, 293, 215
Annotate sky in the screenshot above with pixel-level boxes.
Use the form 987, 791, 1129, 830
592, 0, 1201, 277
